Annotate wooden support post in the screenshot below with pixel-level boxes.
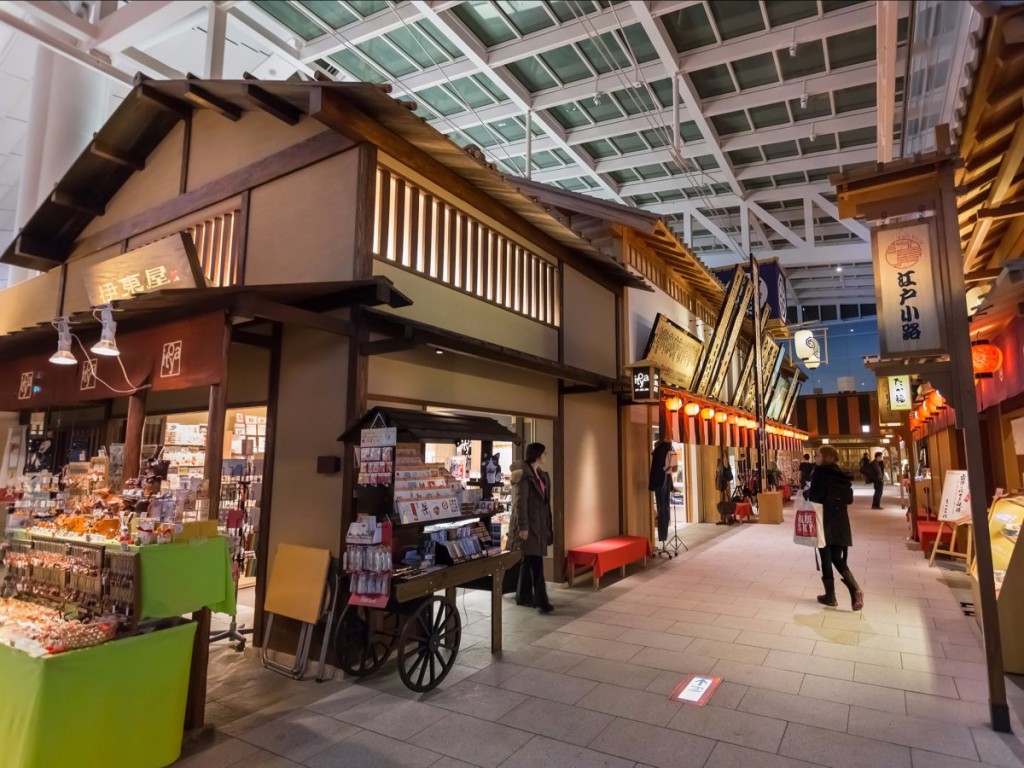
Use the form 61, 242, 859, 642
184, 608, 212, 731
123, 388, 147, 484
937, 157, 1011, 733
490, 570, 503, 653
203, 318, 232, 520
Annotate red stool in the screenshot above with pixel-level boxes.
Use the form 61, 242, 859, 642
734, 501, 754, 522
916, 520, 952, 554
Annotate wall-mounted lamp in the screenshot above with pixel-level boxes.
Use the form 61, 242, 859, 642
91, 304, 120, 357
49, 317, 77, 366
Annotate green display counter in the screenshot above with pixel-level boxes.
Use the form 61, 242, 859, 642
133, 537, 236, 618
0, 621, 197, 768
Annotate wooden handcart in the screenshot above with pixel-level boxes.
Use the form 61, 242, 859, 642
334, 550, 520, 692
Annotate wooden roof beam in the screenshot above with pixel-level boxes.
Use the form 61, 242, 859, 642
13, 234, 63, 269
184, 78, 242, 121
50, 190, 105, 218
89, 139, 145, 171
245, 84, 302, 125
964, 103, 1024, 267
137, 83, 191, 120
979, 200, 1024, 220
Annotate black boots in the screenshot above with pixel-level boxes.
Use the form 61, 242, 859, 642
839, 570, 865, 611
816, 577, 838, 607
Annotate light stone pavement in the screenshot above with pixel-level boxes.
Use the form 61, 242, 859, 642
179, 486, 1024, 768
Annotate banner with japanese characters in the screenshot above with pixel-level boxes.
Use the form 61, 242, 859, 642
872, 220, 946, 358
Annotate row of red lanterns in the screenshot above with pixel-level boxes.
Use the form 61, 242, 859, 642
662, 394, 808, 442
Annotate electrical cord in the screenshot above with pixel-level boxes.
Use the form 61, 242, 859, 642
69, 334, 151, 395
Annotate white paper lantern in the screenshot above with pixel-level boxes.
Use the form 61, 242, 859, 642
794, 330, 819, 360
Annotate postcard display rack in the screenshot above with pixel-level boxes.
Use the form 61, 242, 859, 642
970, 493, 1024, 673
335, 430, 520, 692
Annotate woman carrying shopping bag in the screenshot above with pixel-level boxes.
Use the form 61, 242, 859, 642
804, 445, 864, 611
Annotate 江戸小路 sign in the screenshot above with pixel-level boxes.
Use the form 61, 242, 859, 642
872, 220, 946, 358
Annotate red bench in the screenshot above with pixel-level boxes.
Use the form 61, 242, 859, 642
565, 535, 652, 590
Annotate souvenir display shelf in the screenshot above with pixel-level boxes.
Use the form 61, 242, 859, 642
969, 493, 1024, 673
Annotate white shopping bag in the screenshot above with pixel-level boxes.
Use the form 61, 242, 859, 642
793, 498, 826, 548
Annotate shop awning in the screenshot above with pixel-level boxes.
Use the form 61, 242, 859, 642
339, 406, 521, 445
0, 278, 411, 359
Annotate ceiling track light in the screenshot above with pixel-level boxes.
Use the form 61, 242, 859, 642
91, 304, 120, 357
49, 316, 77, 366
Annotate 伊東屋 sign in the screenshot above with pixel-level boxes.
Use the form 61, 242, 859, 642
83, 233, 205, 306
872, 220, 946, 358
629, 365, 660, 403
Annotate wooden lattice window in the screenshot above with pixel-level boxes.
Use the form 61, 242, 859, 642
184, 210, 242, 287
373, 166, 559, 327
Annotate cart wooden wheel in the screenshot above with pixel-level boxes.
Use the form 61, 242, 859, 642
397, 596, 461, 692
335, 605, 398, 677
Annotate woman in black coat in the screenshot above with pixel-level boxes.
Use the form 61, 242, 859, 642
516, 442, 554, 613
805, 445, 864, 611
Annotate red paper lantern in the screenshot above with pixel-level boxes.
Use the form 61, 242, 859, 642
972, 343, 1003, 378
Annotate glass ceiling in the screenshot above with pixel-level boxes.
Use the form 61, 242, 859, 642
245, 0, 970, 269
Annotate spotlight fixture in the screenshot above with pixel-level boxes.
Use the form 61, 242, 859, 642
49, 317, 77, 366
789, 41, 798, 58
809, 125, 817, 142
593, 91, 602, 105
91, 304, 120, 357
836, 266, 843, 273
799, 92, 809, 109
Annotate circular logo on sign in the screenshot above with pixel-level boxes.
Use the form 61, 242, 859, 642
884, 232, 922, 269
759, 276, 769, 308
777, 274, 787, 318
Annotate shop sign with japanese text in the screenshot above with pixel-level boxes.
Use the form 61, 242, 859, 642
83, 233, 205, 306
872, 220, 946, 358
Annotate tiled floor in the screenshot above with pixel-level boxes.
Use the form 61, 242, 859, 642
180, 488, 1024, 768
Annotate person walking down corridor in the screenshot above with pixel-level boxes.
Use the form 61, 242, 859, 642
516, 442, 554, 614
798, 453, 815, 488
870, 451, 885, 509
806, 445, 864, 611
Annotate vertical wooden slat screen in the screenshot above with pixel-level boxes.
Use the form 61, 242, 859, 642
370, 166, 559, 326
184, 210, 241, 288
847, 396, 861, 434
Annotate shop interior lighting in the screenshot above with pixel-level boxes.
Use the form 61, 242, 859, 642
90, 304, 120, 357
49, 317, 77, 366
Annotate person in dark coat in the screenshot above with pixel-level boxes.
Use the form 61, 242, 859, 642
504, 460, 534, 606
798, 453, 815, 488
870, 451, 885, 509
516, 442, 554, 613
806, 444, 864, 611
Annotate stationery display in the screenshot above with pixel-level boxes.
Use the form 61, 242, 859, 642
393, 448, 461, 524
344, 515, 393, 608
